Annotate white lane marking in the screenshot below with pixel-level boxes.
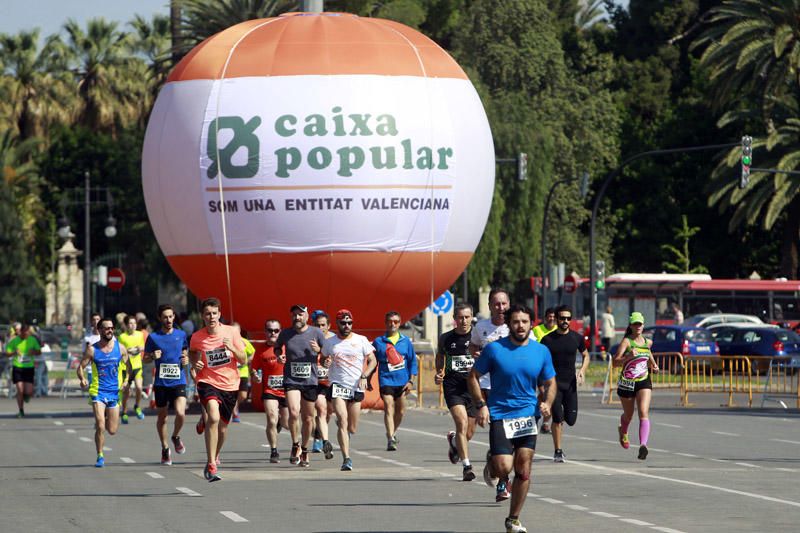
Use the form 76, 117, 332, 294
675, 453, 697, 458
708, 458, 728, 463
120, 457, 135, 463
146, 472, 164, 479
649, 448, 669, 453
620, 518, 654, 526
383, 459, 410, 467
712, 431, 740, 437
735, 463, 759, 468
242, 421, 266, 430
177, 487, 201, 497
771, 438, 800, 445
775, 468, 797, 472
220, 511, 248, 523
568, 458, 800, 508
651, 528, 687, 533
591, 512, 620, 518
79, 437, 91, 442
565, 504, 588, 511
65, 429, 76, 434
366, 455, 382, 460
656, 423, 681, 428
53, 421, 64, 426
540, 497, 563, 504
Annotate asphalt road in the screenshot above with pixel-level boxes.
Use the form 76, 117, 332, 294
1, 394, 799, 533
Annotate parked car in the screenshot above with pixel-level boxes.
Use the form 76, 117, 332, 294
683, 313, 764, 329
610, 325, 719, 357
712, 325, 800, 371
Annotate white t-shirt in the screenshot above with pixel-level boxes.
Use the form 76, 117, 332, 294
323, 333, 374, 391
470, 319, 509, 390
83, 333, 100, 349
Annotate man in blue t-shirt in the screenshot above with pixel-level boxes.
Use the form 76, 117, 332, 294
144, 304, 189, 466
469, 304, 556, 533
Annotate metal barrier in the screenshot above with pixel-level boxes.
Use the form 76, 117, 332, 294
760, 357, 799, 409
683, 355, 752, 407
57, 353, 87, 398
413, 342, 440, 408
603, 352, 684, 405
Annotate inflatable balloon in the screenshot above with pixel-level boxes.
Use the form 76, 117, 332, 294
142, 12, 495, 333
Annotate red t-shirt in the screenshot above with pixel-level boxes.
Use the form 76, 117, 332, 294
251, 344, 285, 398
190, 324, 243, 392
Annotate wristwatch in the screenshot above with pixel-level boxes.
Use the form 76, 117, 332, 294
476, 400, 487, 409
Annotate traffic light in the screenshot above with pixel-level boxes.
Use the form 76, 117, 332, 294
740, 135, 752, 189
595, 260, 606, 290
517, 152, 528, 181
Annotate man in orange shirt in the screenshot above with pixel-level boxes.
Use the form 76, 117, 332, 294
189, 297, 245, 482
250, 318, 288, 463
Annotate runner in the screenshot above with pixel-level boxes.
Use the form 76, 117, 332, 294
322, 309, 377, 471
469, 288, 511, 498
532, 308, 556, 341
468, 304, 556, 533
435, 303, 477, 481
143, 304, 189, 465
76, 318, 132, 467
250, 319, 289, 463
5, 324, 41, 418
189, 297, 246, 481
373, 311, 417, 451
119, 315, 146, 424
275, 304, 326, 467
613, 312, 659, 461
539, 305, 590, 462
231, 323, 255, 423
310, 310, 334, 458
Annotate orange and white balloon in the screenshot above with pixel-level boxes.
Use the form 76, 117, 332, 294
142, 12, 494, 332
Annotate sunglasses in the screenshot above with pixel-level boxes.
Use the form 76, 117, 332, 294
265, 328, 280, 334
558, 316, 572, 321
101, 326, 115, 331
339, 320, 353, 325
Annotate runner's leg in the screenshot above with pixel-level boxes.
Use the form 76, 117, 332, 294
300, 398, 315, 450
173, 396, 186, 438
286, 390, 302, 449
265, 399, 279, 449
393, 394, 405, 433
333, 397, 349, 459
382, 394, 395, 439
93, 403, 106, 455
508, 448, 533, 518
204, 400, 221, 465
450, 404, 471, 462
156, 406, 169, 449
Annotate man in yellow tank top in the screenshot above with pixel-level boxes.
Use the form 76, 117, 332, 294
119, 315, 146, 423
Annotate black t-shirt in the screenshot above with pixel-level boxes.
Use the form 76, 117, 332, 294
438, 329, 473, 384
541, 330, 584, 386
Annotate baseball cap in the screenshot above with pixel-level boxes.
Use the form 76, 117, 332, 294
336, 309, 353, 321
290, 304, 308, 313
629, 312, 645, 325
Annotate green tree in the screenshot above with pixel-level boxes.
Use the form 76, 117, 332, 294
661, 214, 708, 273
129, 14, 173, 125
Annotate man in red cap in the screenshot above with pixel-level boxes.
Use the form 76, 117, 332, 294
274, 304, 326, 467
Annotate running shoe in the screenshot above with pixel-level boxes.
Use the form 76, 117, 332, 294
322, 440, 334, 460
554, 449, 565, 463
505, 517, 527, 533
638, 445, 648, 461
386, 436, 398, 451
171, 435, 186, 455
341, 457, 353, 471
483, 459, 498, 488
312, 438, 323, 453
299, 450, 310, 468
231, 415, 241, 423
462, 465, 476, 482
135, 407, 145, 420
23, 394, 30, 403
289, 442, 300, 465
195, 417, 205, 435
495, 480, 510, 502
121, 413, 129, 425
447, 431, 458, 464
618, 425, 630, 449
270, 449, 280, 463
16, 410, 24, 418
540, 422, 550, 434
95, 455, 105, 468
203, 462, 221, 482
161, 447, 172, 466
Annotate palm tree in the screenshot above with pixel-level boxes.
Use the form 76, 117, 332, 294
129, 14, 173, 124
0, 30, 73, 140
50, 18, 145, 133
180, 0, 296, 53
576, 0, 607, 31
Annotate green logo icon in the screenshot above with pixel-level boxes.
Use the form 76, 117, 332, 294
207, 116, 262, 179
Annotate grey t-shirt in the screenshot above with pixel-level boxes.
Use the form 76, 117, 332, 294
276, 326, 326, 387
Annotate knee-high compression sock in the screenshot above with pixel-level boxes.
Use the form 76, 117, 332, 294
620, 414, 631, 434
639, 419, 651, 446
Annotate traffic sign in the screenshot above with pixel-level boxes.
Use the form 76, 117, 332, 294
107, 267, 126, 291
564, 273, 579, 293
429, 290, 454, 316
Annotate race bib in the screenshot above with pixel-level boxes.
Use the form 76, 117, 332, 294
206, 347, 232, 368
267, 375, 284, 389
158, 363, 181, 380
331, 383, 354, 400
387, 361, 405, 372
316, 365, 329, 378
503, 416, 537, 439
618, 376, 636, 391
450, 355, 473, 373
18, 355, 32, 364
290, 362, 312, 378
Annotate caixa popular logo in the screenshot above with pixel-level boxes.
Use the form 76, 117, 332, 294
205, 107, 454, 180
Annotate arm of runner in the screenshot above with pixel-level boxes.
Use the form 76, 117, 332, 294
612, 338, 630, 367
539, 376, 556, 419
224, 335, 246, 364
76, 344, 94, 389
467, 368, 488, 427
120, 345, 133, 378
647, 338, 659, 373
189, 347, 204, 372
468, 342, 481, 358
402, 341, 418, 394
362, 350, 377, 390
577, 347, 590, 385
434, 337, 445, 385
